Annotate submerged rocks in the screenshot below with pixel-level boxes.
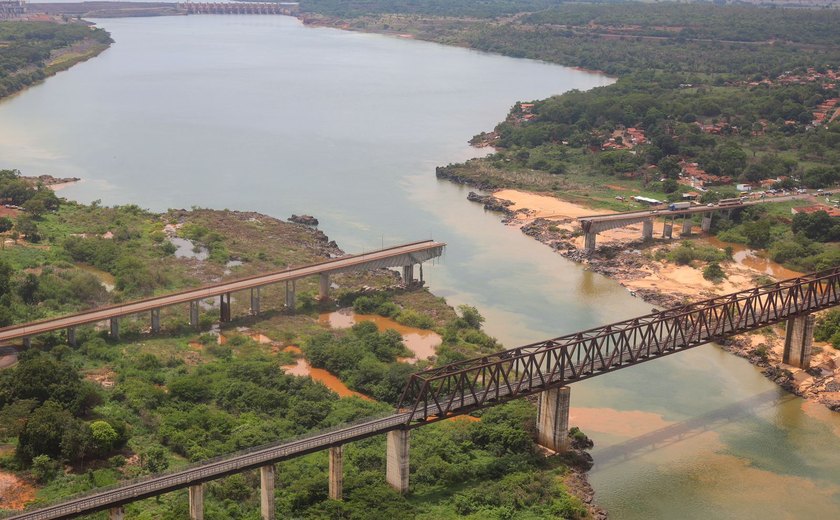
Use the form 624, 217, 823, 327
466, 191, 516, 214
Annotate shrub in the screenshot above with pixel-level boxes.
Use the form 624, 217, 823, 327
703, 263, 726, 282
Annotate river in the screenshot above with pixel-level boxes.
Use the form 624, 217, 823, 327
2, 15, 840, 518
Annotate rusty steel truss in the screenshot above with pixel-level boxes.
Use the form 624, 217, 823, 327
397, 267, 840, 423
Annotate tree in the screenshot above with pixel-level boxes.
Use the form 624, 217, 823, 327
17, 401, 90, 464
792, 211, 840, 242
458, 305, 485, 329
0, 216, 12, 233
703, 263, 726, 282
90, 420, 119, 455
658, 155, 681, 179
142, 445, 169, 473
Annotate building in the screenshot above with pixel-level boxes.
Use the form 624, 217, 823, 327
0, 0, 26, 19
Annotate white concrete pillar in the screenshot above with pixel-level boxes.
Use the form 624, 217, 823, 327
663, 221, 673, 239
251, 287, 261, 315
189, 301, 200, 328
151, 308, 161, 334
285, 280, 296, 312
642, 219, 654, 241
329, 445, 343, 500
584, 232, 597, 252
189, 484, 204, 520
537, 386, 570, 453
783, 314, 815, 369
108, 507, 124, 520
319, 273, 330, 301
110, 318, 120, 341
402, 265, 414, 285
701, 213, 712, 232
682, 217, 692, 236
386, 429, 410, 494
260, 464, 275, 520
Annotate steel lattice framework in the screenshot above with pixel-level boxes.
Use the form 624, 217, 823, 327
397, 267, 840, 423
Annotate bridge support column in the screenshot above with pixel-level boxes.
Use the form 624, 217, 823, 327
783, 314, 815, 369
110, 318, 120, 341
67, 327, 76, 347
260, 464, 275, 520
663, 220, 673, 239
386, 429, 410, 494
642, 220, 653, 241
682, 216, 692, 236
22, 337, 31, 349
108, 507, 124, 520
537, 386, 570, 453
329, 445, 343, 500
151, 308, 161, 334
584, 232, 597, 252
285, 280, 296, 312
701, 213, 712, 233
190, 301, 200, 329
251, 287, 261, 316
189, 484, 204, 520
402, 265, 414, 285
220, 293, 232, 323
319, 273, 330, 301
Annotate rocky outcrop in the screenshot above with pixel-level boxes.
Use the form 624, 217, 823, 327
289, 214, 319, 226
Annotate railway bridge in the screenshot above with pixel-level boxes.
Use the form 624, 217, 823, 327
5, 267, 839, 520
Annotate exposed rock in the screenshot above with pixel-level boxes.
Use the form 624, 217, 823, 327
466, 191, 516, 214
289, 214, 319, 226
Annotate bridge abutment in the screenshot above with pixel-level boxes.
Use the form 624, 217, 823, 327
108, 506, 124, 520
783, 314, 815, 369
402, 265, 414, 285
329, 445, 343, 500
537, 386, 570, 452
642, 220, 653, 241
260, 464, 275, 520
584, 231, 597, 252
189, 483, 204, 520
386, 429, 410, 494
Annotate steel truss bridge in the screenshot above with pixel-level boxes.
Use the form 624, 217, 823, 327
7, 267, 839, 520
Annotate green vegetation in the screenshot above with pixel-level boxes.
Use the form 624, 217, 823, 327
0, 21, 112, 100
814, 309, 840, 349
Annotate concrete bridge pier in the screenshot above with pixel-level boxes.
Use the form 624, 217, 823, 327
662, 220, 673, 239
251, 287, 261, 316
189, 483, 204, 520
67, 327, 76, 347
110, 318, 120, 341
701, 213, 712, 233
108, 506, 124, 520
151, 309, 161, 334
584, 231, 597, 252
319, 273, 330, 301
22, 337, 31, 349
260, 464, 275, 520
783, 314, 815, 369
285, 280, 296, 312
642, 220, 653, 241
682, 216, 692, 236
402, 264, 414, 285
189, 301, 200, 328
386, 429, 410, 494
537, 386, 571, 452
220, 293, 232, 323
329, 445, 343, 500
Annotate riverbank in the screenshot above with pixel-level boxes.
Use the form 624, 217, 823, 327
465, 187, 840, 412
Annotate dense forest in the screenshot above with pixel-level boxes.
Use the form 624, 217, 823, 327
0, 21, 111, 99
